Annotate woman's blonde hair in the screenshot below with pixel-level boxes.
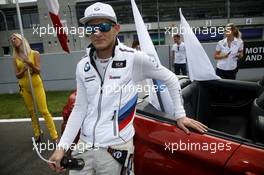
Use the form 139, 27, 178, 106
10, 33, 31, 58
225, 23, 242, 39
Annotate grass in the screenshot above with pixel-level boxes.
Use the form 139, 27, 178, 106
0, 90, 73, 119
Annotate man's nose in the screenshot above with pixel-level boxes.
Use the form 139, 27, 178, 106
94, 30, 103, 37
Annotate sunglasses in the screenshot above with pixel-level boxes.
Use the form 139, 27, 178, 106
85, 22, 115, 34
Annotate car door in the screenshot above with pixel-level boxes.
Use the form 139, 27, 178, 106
224, 143, 264, 175
134, 102, 241, 175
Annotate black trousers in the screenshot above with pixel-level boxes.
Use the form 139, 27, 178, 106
216, 68, 238, 80
174, 63, 187, 75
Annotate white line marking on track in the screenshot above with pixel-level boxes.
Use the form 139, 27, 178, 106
0, 117, 63, 123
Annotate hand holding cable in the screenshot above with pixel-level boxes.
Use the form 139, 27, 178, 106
48, 149, 66, 173
32, 137, 85, 172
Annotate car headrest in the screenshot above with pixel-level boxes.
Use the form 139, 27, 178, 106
258, 76, 264, 87
251, 99, 264, 143
179, 78, 191, 89
256, 115, 264, 142
257, 91, 264, 110
258, 76, 264, 96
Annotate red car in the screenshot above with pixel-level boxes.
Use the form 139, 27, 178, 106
62, 76, 264, 175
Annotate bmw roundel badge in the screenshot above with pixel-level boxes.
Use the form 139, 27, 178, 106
84, 62, 90, 72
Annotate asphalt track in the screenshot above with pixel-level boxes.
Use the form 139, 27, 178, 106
0, 118, 68, 175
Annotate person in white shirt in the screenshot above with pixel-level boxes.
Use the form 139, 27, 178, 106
48, 2, 207, 174
214, 23, 244, 79
171, 34, 187, 75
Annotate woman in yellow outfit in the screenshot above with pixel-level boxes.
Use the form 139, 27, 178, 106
10, 33, 58, 142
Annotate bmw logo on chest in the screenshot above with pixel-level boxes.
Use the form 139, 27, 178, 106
84, 62, 90, 72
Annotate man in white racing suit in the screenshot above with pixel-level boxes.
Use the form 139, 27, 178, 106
48, 2, 208, 175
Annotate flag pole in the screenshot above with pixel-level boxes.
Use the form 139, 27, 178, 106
15, 0, 42, 136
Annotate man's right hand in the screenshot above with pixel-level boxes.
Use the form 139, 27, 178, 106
48, 149, 65, 173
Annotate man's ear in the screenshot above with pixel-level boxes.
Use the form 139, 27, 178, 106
113, 24, 120, 35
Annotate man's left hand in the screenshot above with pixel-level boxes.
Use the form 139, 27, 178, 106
176, 117, 208, 134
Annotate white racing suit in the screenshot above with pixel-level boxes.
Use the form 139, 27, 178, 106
58, 41, 186, 174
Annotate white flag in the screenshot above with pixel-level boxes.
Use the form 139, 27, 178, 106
131, 0, 174, 115
179, 8, 220, 81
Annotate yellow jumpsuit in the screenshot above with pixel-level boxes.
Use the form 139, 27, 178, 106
15, 50, 58, 140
